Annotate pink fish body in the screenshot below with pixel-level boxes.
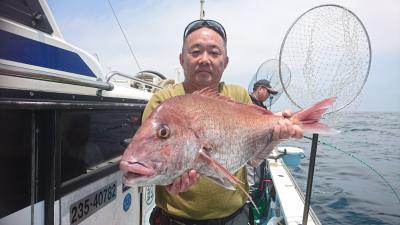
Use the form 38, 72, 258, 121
120, 89, 336, 189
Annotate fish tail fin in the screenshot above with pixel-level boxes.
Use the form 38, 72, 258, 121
292, 97, 339, 135
198, 149, 260, 214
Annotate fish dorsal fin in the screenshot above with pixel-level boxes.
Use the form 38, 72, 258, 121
198, 148, 259, 214
247, 103, 274, 115
193, 88, 274, 115
192, 87, 236, 103
192, 87, 218, 96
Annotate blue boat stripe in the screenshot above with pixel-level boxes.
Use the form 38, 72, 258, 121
0, 30, 96, 78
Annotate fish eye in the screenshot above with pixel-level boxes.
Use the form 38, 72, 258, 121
157, 125, 170, 139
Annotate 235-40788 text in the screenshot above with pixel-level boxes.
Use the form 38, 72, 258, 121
70, 181, 117, 225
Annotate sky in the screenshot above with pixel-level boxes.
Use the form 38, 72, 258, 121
47, 0, 400, 112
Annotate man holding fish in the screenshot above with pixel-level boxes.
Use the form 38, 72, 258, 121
120, 19, 335, 225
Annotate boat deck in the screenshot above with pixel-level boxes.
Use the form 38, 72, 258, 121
268, 157, 320, 225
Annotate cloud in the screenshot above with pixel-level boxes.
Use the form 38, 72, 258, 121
48, 0, 400, 111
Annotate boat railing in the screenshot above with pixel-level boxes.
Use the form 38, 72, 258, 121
0, 63, 164, 92
105, 71, 164, 92
0, 63, 114, 90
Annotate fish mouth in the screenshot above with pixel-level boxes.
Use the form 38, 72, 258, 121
124, 171, 145, 180
120, 160, 156, 182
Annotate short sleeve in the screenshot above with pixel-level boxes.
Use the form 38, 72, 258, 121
141, 83, 185, 122
142, 93, 163, 122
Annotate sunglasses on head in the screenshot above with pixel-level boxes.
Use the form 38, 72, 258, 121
183, 19, 227, 41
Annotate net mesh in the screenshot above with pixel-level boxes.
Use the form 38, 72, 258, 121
279, 5, 371, 113
248, 59, 291, 108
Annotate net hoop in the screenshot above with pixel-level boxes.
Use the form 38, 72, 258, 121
248, 59, 291, 108
279, 4, 371, 114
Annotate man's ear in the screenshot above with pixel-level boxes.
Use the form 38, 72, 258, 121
224, 56, 229, 69
179, 53, 184, 66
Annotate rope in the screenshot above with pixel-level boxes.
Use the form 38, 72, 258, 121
107, 0, 142, 72
304, 136, 400, 204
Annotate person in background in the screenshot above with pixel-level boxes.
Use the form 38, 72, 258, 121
250, 79, 278, 109
143, 19, 303, 225
247, 79, 279, 224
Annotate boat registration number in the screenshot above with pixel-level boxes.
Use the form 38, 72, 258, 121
70, 181, 117, 225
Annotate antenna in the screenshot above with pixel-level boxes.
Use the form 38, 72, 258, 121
200, 0, 205, 19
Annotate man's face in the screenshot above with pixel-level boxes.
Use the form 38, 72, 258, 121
256, 86, 270, 102
180, 27, 229, 90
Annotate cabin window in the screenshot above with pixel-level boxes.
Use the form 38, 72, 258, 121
0, 0, 53, 34
0, 110, 32, 218
60, 110, 141, 182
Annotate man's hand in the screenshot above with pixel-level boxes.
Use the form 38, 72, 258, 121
165, 169, 200, 195
273, 110, 303, 140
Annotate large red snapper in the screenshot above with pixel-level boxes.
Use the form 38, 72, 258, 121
120, 88, 336, 190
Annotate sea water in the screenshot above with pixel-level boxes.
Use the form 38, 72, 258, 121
284, 112, 400, 225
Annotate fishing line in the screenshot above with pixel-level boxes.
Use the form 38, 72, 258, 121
107, 0, 142, 72
304, 136, 400, 204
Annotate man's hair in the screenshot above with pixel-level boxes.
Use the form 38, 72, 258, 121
253, 84, 260, 92
182, 20, 228, 51
182, 27, 228, 55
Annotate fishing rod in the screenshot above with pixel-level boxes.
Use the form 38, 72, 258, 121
304, 136, 400, 204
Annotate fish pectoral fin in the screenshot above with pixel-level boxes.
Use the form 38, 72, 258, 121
198, 148, 259, 214
198, 148, 243, 186
250, 141, 280, 167
205, 176, 236, 191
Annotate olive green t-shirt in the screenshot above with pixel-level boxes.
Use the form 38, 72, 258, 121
142, 82, 252, 220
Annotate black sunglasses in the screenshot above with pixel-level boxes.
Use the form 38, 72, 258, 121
183, 19, 227, 41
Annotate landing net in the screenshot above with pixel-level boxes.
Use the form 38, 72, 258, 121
248, 59, 291, 108
279, 4, 371, 114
